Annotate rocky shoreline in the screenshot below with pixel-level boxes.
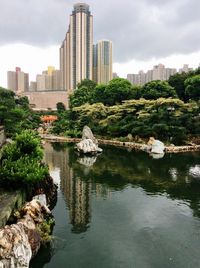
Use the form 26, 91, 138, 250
0, 175, 57, 268
0, 196, 54, 267
41, 134, 200, 153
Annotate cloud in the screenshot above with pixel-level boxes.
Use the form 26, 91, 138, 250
0, 0, 199, 62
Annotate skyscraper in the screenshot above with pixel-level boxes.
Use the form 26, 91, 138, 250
60, 3, 93, 91
93, 40, 113, 84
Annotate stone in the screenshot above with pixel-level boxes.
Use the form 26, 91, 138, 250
77, 139, 102, 154
0, 223, 32, 268
76, 126, 102, 154
147, 137, 165, 154
82, 126, 98, 145
0, 197, 53, 267
33, 194, 47, 207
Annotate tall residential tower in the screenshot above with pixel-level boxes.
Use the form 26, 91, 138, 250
60, 3, 93, 91
93, 40, 113, 84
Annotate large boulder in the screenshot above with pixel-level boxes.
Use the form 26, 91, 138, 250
148, 137, 165, 154
82, 126, 98, 145
77, 139, 102, 154
76, 126, 102, 154
0, 198, 53, 268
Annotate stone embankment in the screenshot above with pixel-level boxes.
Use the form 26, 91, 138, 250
41, 134, 200, 153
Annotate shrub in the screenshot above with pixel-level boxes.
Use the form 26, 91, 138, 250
0, 130, 48, 186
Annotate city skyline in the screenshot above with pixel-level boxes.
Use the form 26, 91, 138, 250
1, 0, 200, 87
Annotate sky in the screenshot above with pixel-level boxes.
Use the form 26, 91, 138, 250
0, 0, 200, 87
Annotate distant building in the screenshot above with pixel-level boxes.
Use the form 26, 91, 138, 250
179, 64, 193, 73
35, 67, 61, 91
21, 91, 68, 111
7, 67, 29, 92
7, 71, 17, 92
93, 40, 113, 84
29, 82, 37, 91
112, 72, 119, 79
47, 66, 55, 75
60, 3, 93, 91
52, 70, 61, 90
36, 74, 46, 91
127, 64, 177, 86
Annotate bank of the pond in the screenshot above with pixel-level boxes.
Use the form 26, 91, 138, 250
41, 134, 200, 153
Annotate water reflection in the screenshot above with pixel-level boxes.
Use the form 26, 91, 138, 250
44, 142, 200, 227
30, 142, 200, 268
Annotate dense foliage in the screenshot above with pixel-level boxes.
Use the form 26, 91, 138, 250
0, 87, 41, 137
71, 98, 199, 144
53, 69, 200, 145
0, 130, 48, 185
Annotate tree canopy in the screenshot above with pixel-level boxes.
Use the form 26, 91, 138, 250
185, 75, 200, 101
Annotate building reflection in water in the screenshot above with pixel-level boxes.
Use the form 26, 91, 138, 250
44, 143, 110, 233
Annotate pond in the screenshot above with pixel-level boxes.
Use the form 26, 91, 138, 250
31, 142, 200, 268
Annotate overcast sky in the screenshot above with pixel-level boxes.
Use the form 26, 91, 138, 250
0, 0, 200, 87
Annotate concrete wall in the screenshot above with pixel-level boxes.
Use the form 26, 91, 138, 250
22, 91, 69, 111
0, 126, 6, 147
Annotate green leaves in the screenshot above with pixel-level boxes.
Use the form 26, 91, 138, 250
0, 130, 47, 186
185, 75, 200, 101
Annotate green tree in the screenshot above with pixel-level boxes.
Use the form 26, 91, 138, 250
185, 75, 200, 101
70, 79, 97, 108
168, 72, 189, 101
77, 79, 97, 90
141, 80, 177, 100
103, 78, 135, 105
56, 102, 66, 112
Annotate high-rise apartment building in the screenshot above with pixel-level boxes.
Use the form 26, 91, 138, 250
60, 3, 93, 91
93, 40, 113, 84
7, 67, 29, 92
35, 67, 61, 91
127, 64, 177, 86
7, 71, 17, 91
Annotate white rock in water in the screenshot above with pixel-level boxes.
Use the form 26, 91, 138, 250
148, 137, 165, 154
82, 126, 98, 145
77, 139, 102, 154
151, 140, 165, 154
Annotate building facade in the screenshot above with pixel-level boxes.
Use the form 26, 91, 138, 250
7, 67, 29, 93
93, 40, 113, 84
60, 3, 93, 91
127, 64, 177, 86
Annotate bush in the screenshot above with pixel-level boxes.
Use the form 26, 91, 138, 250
0, 130, 48, 186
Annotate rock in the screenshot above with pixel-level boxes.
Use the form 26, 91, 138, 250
77, 139, 102, 154
148, 137, 165, 154
0, 198, 54, 267
33, 194, 47, 207
82, 126, 98, 145
127, 134, 133, 141
76, 126, 102, 154
0, 223, 32, 268
32, 175, 58, 210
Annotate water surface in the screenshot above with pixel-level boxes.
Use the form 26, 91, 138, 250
31, 143, 200, 268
